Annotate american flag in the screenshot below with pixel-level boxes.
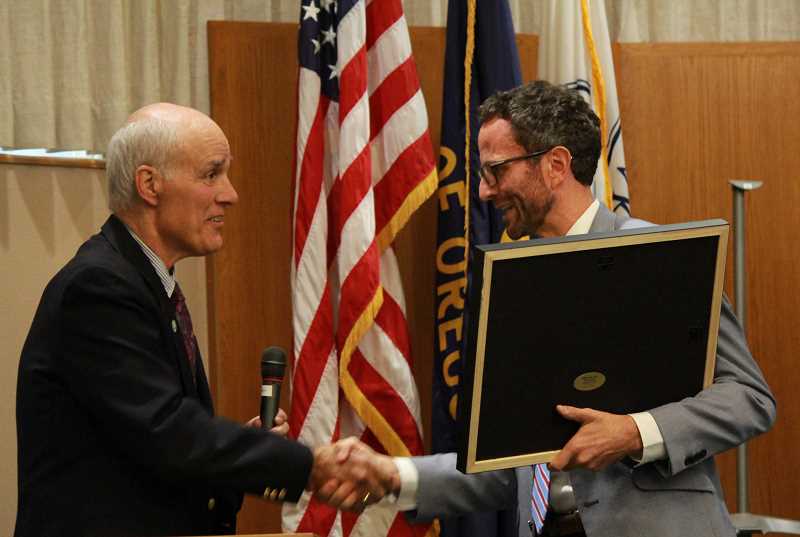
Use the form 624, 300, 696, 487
284, 0, 437, 536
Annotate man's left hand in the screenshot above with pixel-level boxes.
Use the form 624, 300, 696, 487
549, 405, 643, 472
244, 408, 290, 437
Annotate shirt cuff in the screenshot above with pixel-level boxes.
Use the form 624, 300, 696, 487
389, 457, 419, 511
628, 411, 666, 464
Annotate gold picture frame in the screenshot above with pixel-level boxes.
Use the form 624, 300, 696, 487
456, 220, 729, 473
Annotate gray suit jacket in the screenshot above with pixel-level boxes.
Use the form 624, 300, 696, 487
407, 205, 776, 537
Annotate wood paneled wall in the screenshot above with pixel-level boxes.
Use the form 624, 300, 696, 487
207, 22, 298, 533
208, 22, 800, 533
615, 41, 800, 522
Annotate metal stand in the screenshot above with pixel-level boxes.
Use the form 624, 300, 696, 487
728, 180, 800, 536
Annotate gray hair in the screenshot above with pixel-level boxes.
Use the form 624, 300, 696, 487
106, 117, 180, 213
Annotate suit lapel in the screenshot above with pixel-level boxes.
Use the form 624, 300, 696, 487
588, 203, 617, 234
101, 215, 203, 402
102, 215, 168, 306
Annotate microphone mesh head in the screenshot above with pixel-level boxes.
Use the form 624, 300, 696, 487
261, 346, 287, 378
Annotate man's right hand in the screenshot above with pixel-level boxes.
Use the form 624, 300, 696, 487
307, 437, 400, 512
549, 405, 644, 471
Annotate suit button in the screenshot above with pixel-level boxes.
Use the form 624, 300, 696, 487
171, 319, 178, 333
263, 487, 272, 500
207, 497, 216, 511
278, 489, 287, 501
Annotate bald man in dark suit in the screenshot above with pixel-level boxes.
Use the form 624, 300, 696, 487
16, 103, 385, 537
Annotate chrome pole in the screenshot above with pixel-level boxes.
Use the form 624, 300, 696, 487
728, 181, 800, 535
729, 179, 762, 513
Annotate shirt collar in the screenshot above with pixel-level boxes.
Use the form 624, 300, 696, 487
123, 224, 176, 297
566, 199, 600, 236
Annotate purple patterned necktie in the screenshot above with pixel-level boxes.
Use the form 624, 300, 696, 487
171, 283, 197, 386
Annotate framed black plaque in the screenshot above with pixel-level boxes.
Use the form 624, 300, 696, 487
456, 220, 729, 473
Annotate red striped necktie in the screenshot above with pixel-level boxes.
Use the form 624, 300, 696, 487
530, 463, 550, 534
171, 283, 198, 386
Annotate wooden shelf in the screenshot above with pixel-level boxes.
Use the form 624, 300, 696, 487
0, 153, 105, 169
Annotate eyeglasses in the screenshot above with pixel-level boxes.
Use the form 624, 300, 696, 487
479, 147, 552, 187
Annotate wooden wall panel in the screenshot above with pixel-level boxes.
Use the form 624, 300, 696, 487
616, 42, 800, 522
207, 21, 298, 533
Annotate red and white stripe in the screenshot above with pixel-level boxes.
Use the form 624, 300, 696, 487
530, 464, 550, 534
285, 1, 437, 536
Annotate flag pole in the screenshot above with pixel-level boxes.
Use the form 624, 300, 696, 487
730, 179, 761, 514
728, 180, 800, 536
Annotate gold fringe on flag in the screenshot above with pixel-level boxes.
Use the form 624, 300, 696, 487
462, 0, 476, 276
580, 0, 613, 209
376, 166, 438, 252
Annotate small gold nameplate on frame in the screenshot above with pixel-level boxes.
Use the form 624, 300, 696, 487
573, 372, 606, 392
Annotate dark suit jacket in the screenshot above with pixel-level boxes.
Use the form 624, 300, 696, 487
16, 215, 313, 537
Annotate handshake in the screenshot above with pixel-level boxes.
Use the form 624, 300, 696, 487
307, 437, 400, 512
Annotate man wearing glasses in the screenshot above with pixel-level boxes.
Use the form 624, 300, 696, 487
329, 81, 775, 537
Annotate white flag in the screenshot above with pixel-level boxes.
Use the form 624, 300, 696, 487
538, 0, 630, 214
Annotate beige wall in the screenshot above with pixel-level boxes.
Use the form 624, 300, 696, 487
0, 163, 209, 536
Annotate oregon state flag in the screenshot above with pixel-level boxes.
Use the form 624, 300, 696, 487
432, 0, 521, 535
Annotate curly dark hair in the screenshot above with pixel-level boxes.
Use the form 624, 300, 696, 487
478, 80, 601, 186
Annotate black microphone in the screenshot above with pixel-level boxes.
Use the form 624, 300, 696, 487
260, 346, 287, 430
